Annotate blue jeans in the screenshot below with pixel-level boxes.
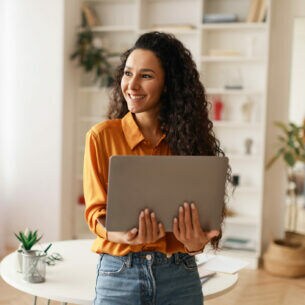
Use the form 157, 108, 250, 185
94, 252, 203, 305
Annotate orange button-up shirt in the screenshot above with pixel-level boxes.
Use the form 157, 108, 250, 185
83, 112, 186, 255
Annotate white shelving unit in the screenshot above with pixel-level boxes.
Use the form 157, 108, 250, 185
73, 0, 272, 268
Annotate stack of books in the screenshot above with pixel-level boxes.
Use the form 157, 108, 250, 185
203, 14, 238, 23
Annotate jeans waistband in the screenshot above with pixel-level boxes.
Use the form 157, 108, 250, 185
110, 252, 191, 267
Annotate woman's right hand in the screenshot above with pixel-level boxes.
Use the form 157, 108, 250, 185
107, 208, 165, 245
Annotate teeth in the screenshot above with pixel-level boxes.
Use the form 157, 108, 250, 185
129, 94, 145, 100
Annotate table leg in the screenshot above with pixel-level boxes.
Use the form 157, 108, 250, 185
33, 296, 37, 305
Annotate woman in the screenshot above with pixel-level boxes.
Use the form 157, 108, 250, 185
83, 31, 229, 305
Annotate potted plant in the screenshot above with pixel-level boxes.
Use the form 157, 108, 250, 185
264, 121, 305, 277
70, 27, 117, 87
14, 229, 46, 282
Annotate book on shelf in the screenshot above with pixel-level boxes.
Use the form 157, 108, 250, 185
82, 3, 100, 27
257, 0, 267, 22
203, 14, 238, 24
222, 237, 256, 252
246, 0, 267, 23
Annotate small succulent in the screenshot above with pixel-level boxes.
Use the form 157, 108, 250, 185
14, 229, 43, 251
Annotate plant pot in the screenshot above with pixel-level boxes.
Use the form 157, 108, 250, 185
16, 249, 23, 273
263, 239, 305, 278
285, 231, 305, 246
22, 250, 47, 283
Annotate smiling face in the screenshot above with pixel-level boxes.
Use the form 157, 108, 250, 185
121, 49, 165, 116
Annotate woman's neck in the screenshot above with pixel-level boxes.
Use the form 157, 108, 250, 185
133, 111, 162, 145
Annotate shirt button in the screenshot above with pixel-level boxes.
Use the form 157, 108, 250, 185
146, 254, 152, 261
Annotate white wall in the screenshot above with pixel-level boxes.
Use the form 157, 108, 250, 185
289, 17, 305, 124
1, 0, 65, 248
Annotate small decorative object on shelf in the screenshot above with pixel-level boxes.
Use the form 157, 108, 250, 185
213, 97, 224, 121
244, 138, 253, 155
78, 194, 86, 205
241, 98, 255, 122
70, 28, 116, 87
232, 174, 240, 187
224, 68, 243, 91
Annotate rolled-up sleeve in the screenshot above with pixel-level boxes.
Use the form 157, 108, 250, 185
83, 130, 108, 239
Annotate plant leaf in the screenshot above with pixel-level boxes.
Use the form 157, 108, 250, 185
284, 152, 295, 167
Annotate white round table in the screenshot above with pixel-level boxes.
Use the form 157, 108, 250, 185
0, 240, 238, 304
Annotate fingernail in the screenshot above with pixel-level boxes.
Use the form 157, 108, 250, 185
151, 212, 155, 218
184, 202, 189, 208
131, 228, 137, 234
191, 203, 195, 209
179, 206, 183, 212
174, 217, 178, 223
140, 211, 144, 217
145, 208, 149, 214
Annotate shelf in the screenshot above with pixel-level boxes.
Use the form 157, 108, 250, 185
234, 186, 260, 193
225, 215, 259, 226
212, 121, 261, 128
227, 154, 262, 161
201, 56, 266, 63
138, 28, 198, 35
206, 88, 263, 96
200, 22, 267, 31
90, 0, 135, 3
79, 25, 136, 32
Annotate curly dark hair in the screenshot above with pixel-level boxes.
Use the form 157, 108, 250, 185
108, 31, 231, 250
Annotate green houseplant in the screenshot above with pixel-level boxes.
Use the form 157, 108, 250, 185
15, 229, 43, 251
70, 28, 117, 87
263, 121, 305, 277
266, 121, 305, 232
14, 229, 43, 276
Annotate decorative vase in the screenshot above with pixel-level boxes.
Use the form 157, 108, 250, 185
22, 250, 47, 283
263, 239, 305, 278
16, 249, 23, 273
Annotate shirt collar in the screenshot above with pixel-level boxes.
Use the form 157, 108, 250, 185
121, 112, 166, 150
122, 112, 145, 150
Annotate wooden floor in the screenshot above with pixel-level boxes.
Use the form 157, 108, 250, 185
1, 266, 305, 305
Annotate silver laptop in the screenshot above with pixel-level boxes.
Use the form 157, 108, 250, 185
105, 156, 228, 232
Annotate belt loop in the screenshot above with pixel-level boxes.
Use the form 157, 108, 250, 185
174, 253, 180, 265
125, 253, 132, 268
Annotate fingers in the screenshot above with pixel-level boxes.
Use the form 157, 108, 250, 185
138, 210, 146, 242
151, 212, 159, 241
191, 203, 201, 234
144, 209, 153, 242
183, 202, 193, 239
126, 228, 138, 242
158, 222, 166, 238
173, 217, 180, 239
178, 205, 186, 240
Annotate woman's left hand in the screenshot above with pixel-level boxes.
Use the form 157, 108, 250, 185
172, 202, 220, 252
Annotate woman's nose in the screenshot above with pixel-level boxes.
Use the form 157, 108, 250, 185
129, 76, 140, 90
